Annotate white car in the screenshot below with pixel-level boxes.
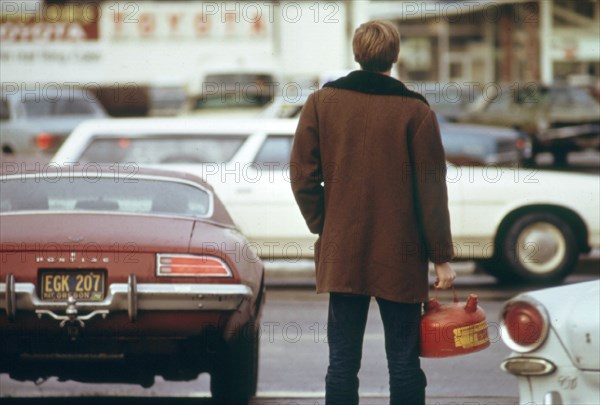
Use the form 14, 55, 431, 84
500, 280, 600, 404
53, 117, 600, 283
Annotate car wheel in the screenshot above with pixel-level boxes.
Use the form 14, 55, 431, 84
500, 212, 578, 283
210, 324, 259, 405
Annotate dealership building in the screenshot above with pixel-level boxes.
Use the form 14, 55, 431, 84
1, 0, 598, 114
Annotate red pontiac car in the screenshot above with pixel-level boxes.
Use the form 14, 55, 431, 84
0, 166, 265, 404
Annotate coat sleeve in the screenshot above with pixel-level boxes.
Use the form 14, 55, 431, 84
290, 93, 324, 235
409, 110, 455, 263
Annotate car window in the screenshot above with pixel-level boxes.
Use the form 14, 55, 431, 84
0, 99, 9, 120
0, 177, 210, 217
440, 130, 493, 158
194, 73, 276, 110
253, 135, 293, 168
23, 97, 99, 117
556, 87, 599, 108
79, 135, 247, 164
515, 86, 549, 107
55, 97, 100, 115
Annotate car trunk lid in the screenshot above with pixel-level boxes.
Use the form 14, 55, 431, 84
0, 213, 194, 252
0, 213, 195, 285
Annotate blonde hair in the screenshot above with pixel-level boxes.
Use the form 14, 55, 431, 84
352, 20, 400, 72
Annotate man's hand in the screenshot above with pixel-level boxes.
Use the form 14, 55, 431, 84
434, 262, 456, 289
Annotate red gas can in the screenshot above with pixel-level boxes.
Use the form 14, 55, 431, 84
420, 288, 490, 358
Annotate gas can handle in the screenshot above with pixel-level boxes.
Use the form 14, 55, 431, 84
434, 285, 458, 303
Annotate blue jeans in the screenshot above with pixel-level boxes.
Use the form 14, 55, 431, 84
325, 293, 426, 405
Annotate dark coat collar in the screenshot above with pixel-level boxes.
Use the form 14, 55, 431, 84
323, 70, 428, 105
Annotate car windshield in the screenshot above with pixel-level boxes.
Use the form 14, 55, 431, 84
23, 97, 100, 117
441, 130, 493, 156
193, 73, 276, 110
0, 177, 211, 217
193, 94, 271, 110
556, 87, 599, 108
514, 86, 550, 105
78, 135, 246, 164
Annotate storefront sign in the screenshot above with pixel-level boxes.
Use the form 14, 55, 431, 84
0, 3, 99, 42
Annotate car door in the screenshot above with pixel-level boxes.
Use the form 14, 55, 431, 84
445, 163, 466, 258
222, 133, 317, 260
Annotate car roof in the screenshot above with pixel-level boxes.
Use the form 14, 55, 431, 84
72, 117, 300, 136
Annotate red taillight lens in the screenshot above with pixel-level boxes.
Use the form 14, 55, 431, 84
36, 132, 57, 150
157, 254, 232, 277
501, 300, 549, 352
118, 138, 130, 149
515, 139, 526, 150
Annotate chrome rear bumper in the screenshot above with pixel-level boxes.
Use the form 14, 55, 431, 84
1, 273, 252, 325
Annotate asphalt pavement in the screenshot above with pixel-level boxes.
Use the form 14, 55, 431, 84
1, 290, 519, 405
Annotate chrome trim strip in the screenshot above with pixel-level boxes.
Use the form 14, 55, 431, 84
500, 357, 556, 376
0, 282, 252, 313
128, 274, 138, 322
5, 273, 15, 321
543, 391, 563, 405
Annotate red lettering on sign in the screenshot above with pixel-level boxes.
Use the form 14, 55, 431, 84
138, 13, 155, 36
194, 14, 210, 36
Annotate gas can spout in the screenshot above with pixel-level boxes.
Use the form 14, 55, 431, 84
426, 298, 441, 311
464, 294, 478, 313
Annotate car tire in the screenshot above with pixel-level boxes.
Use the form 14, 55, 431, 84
499, 212, 578, 284
210, 323, 259, 405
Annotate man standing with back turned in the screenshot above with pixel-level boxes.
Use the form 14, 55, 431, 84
290, 20, 456, 405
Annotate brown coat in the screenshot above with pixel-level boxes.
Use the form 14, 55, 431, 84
290, 70, 454, 303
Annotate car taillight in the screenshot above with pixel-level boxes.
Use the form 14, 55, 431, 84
500, 299, 549, 352
36, 132, 57, 150
156, 254, 232, 277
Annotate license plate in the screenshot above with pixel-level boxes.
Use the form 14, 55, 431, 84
39, 269, 106, 302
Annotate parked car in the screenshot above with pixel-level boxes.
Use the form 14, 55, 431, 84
456, 84, 600, 165
181, 72, 277, 117
436, 115, 532, 165
421, 84, 471, 122
500, 280, 600, 404
53, 118, 599, 284
260, 97, 532, 165
0, 166, 265, 404
0, 88, 107, 156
